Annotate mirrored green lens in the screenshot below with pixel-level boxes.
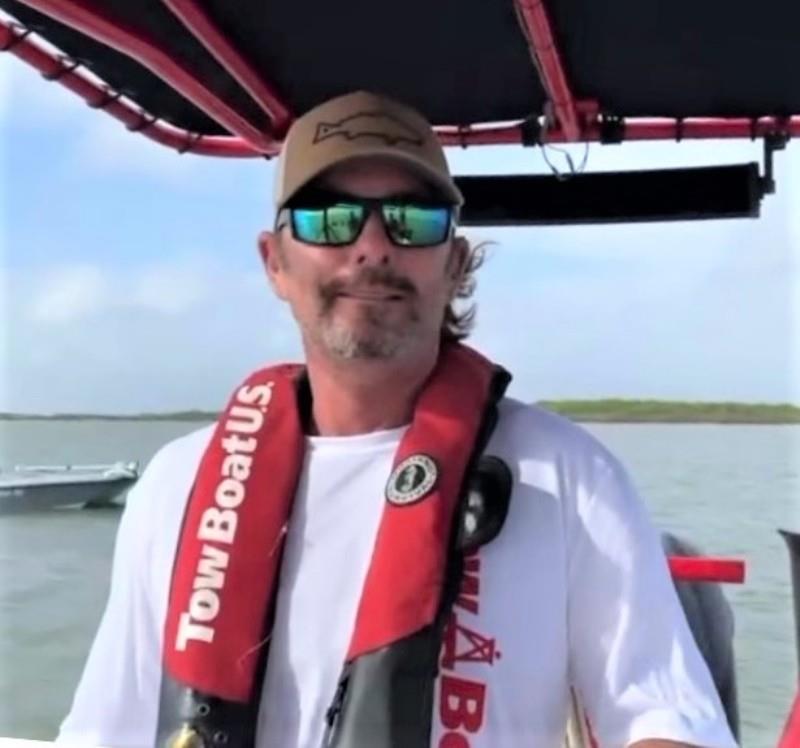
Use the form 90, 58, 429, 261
292, 204, 364, 245
382, 204, 451, 246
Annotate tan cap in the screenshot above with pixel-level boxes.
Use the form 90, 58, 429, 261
274, 91, 463, 209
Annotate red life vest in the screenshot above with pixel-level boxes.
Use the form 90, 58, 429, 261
157, 343, 512, 747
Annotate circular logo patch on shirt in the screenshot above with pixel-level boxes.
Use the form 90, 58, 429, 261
386, 454, 438, 506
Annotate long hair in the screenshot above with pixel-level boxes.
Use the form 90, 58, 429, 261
441, 239, 489, 342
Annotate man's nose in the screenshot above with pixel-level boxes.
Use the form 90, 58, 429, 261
352, 211, 394, 266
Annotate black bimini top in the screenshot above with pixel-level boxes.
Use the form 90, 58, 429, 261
2, 0, 799, 154
1, 0, 798, 223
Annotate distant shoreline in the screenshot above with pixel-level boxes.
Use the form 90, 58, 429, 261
538, 400, 800, 424
2, 400, 799, 424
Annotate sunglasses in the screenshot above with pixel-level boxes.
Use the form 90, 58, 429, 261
276, 191, 457, 248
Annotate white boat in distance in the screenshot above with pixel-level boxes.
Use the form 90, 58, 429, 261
0, 462, 139, 516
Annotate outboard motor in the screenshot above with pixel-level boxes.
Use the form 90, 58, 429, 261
661, 532, 739, 741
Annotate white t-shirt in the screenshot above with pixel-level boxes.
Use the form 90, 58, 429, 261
56, 399, 737, 748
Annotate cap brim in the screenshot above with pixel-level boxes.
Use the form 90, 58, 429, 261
280, 146, 463, 208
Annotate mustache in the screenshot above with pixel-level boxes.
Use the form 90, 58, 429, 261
319, 267, 417, 303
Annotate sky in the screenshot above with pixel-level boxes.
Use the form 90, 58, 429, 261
1, 49, 798, 414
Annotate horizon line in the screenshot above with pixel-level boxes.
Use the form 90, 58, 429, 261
2, 397, 799, 420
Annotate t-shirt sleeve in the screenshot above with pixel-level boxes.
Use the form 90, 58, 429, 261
55, 458, 163, 748
566, 456, 739, 748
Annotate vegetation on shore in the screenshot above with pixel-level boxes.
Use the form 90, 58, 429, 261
2, 400, 799, 424
0, 410, 215, 422
538, 399, 800, 424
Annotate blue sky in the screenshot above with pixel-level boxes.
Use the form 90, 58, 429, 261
1, 52, 798, 414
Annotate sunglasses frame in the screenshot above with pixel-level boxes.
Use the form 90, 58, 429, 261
275, 192, 459, 248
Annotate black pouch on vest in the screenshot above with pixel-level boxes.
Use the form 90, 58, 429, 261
321, 453, 512, 748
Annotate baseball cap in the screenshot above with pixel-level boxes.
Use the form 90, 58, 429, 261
273, 91, 463, 209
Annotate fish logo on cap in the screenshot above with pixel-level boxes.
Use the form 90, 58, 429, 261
313, 111, 425, 147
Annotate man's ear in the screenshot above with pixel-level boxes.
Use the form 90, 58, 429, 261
258, 230, 288, 300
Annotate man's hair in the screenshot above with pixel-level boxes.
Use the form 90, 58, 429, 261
441, 239, 488, 342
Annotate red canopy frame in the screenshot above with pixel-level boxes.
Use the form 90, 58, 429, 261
12, 0, 278, 152
436, 117, 800, 145
3, 1, 799, 157
513, 0, 583, 141
5, 15, 798, 162
161, 0, 293, 136
0, 20, 278, 158
0, 19, 265, 156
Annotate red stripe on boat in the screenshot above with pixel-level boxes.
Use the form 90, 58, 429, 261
668, 556, 745, 584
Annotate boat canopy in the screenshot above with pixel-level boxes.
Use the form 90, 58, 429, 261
2, 0, 799, 157
3, 0, 798, 223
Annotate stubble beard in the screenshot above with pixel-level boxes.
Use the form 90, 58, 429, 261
309, 267, 427, 361
316, 302, 422, 360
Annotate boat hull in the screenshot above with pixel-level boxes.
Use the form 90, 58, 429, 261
0, 476, 136, 515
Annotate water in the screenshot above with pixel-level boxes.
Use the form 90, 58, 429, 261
0, 419, 797, 747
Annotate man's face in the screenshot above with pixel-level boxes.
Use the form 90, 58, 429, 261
260, 159, 464, 362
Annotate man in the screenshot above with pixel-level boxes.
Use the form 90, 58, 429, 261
57, 91, 738, 748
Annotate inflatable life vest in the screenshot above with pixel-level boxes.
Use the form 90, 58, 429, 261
155, 344, 513, 748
